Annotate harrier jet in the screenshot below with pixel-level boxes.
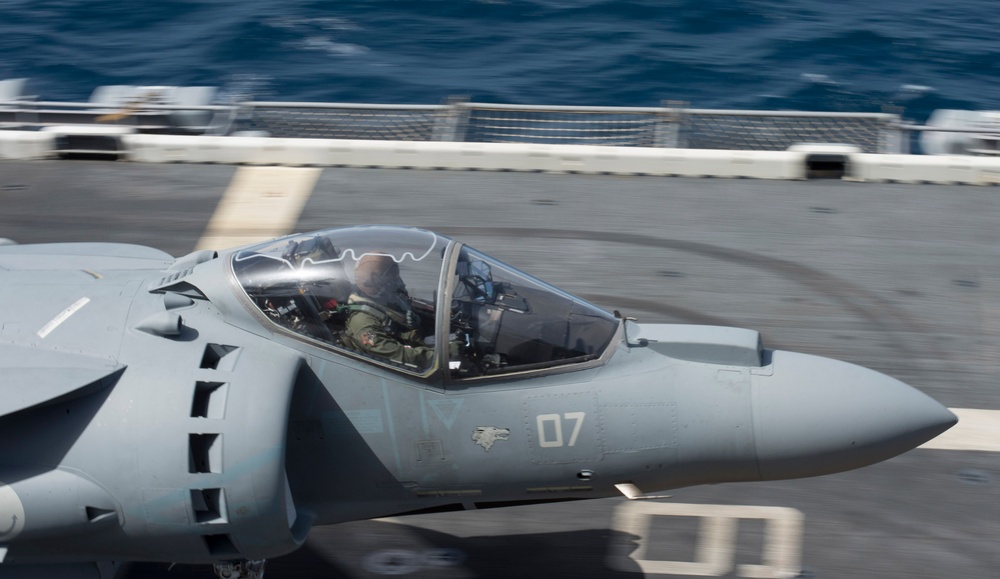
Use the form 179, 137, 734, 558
0, 226, 956, 578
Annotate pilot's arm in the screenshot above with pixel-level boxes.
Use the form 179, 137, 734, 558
346, 310, 435, 369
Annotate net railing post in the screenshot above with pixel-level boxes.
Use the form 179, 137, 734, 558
433, 97, 470, 142
662, 101, 690, 148
204, 102, 244, 136
879, 114, 907, 154
654, 101, 681, 148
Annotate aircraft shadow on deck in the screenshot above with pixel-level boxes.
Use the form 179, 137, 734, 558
121, 522, 645, 578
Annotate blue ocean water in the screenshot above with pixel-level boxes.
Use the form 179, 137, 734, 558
1, 0, 998, 122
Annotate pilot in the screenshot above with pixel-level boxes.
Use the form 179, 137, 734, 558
343, 254, 436, 369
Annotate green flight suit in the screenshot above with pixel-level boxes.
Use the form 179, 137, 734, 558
343, 294, 435, 369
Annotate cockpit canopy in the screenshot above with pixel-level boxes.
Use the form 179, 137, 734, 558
232, 226, 619, 381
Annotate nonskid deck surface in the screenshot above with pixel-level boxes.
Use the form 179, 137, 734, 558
0, 160, 996, 578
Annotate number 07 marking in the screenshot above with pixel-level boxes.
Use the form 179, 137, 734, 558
536, 412, 586, 448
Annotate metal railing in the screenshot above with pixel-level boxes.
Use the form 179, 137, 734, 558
1, 93, 911, 153
235, 102, 450, 141
239, 101, 905, 153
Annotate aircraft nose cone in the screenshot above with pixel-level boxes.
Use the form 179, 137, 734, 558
752, 350, 957, 481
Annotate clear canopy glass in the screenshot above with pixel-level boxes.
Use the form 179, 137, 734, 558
232, 226, 619, 379
448, 245, 619, 378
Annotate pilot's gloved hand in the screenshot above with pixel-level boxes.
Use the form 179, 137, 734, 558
317, 299, 339, 320
425, 333, 464, 349
406, 309, 420, 328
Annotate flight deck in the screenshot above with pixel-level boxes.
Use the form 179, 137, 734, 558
0, 159, 995, 578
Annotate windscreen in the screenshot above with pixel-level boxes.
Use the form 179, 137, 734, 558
448, 246, 619, 378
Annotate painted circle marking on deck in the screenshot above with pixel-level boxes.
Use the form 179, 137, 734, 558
361, 548, 465, 575
362, 549, 423, 575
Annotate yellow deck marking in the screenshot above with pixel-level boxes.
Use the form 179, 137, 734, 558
196, 167, 321, 251
920, 408, 1000, 452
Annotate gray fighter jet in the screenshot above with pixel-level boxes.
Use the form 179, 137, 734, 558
0, 225, 955, 579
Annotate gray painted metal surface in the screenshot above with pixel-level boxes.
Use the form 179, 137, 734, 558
0, 161, 995, 578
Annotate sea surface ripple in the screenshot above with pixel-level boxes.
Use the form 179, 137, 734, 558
1, 0, 999, 121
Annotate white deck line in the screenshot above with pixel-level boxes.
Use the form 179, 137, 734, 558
195, 166, 321, 251
920, 408, 1000, 452
608, 502, 804, 578
37, 297, 90, 339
